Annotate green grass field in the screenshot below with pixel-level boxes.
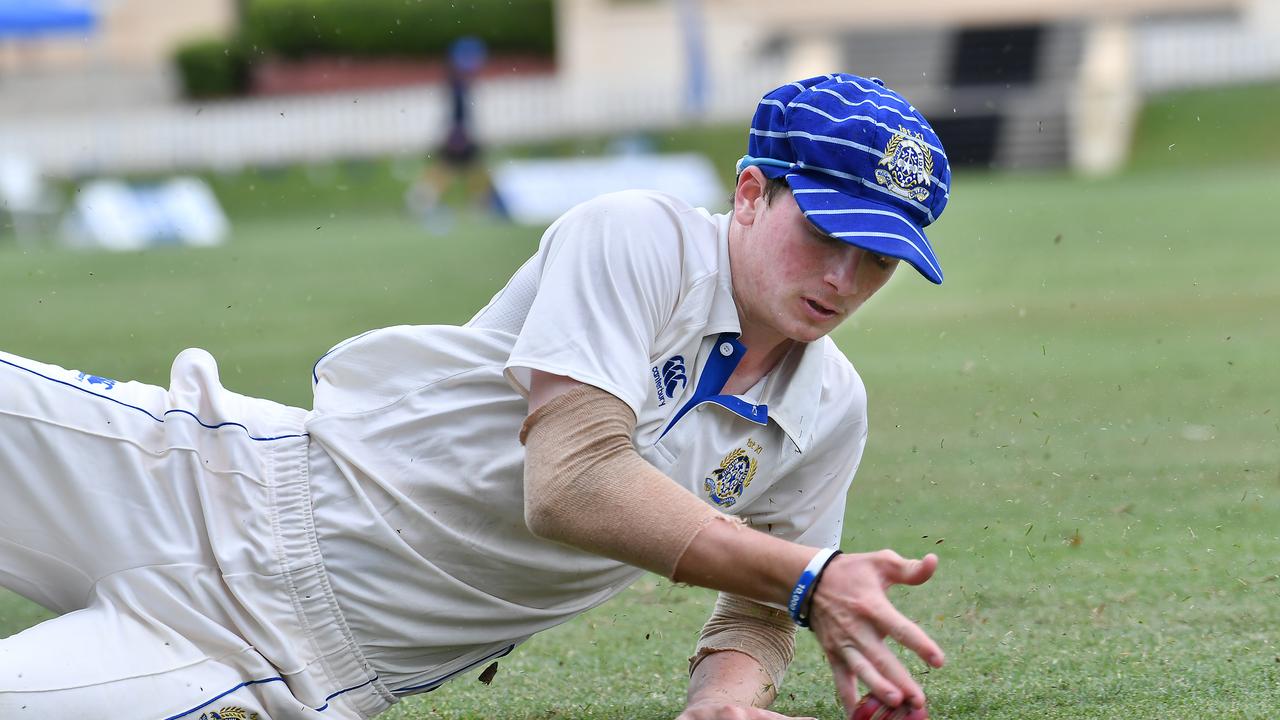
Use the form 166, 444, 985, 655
2, 84, 1278, 718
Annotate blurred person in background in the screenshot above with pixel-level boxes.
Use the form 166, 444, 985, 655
0, 73, 952, 720
405, 36, 498, 228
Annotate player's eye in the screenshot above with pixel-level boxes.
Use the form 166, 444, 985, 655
805, 223, 840, 246
873, 254, 898, 270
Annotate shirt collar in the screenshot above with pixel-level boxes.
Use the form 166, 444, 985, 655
756, 339, 825, 453
705, 211, 825, 453
705, 212, 743, 335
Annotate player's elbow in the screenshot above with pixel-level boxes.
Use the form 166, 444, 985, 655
520, 416, 591, 543
519, 384, 636, 543
522, 486, 566, 541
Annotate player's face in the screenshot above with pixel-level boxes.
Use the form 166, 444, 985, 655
732, 185, 899, 347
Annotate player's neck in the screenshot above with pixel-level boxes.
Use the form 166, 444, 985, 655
722, 333, 794, 396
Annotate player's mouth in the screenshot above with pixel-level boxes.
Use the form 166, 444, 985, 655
803, 297, 840, 321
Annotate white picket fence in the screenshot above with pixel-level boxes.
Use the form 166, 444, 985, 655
3, 14, 1277, 180
1136, 15, 1280, 92
0, 65, 780, 178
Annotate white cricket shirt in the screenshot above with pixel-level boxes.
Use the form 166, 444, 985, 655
306, 190, 869, 695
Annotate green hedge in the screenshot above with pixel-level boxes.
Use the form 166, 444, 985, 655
174, 0, 554, 99
173, 38, 255, 98
242, 0, 555, 59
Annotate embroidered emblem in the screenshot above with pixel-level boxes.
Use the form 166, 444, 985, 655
650, 355, 686, 406
875, 126, 934, 202
198, 708, 260, 720
75, 371, 117, 390
703, 448, 757, 507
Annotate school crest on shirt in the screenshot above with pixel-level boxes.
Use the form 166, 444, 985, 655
199, 708, 260, 720
703, 448, 757, 507
875, 126, 933, 202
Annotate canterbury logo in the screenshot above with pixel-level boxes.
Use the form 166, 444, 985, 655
661, 356, 687, 399
76, 371, 117, 390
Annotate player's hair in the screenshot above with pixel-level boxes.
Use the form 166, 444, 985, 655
762, 175, 790, 205
731, 175, 791, 208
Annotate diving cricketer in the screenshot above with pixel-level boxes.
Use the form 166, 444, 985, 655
0, 73, 952, 719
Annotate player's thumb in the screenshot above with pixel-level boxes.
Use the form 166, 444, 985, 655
887, 552, 938, 586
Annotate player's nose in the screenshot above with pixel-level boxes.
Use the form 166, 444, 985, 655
824, 246, 863, 296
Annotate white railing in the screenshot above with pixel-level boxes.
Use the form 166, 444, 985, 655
0, 63, 781, 177
1137, 16, 1280, 92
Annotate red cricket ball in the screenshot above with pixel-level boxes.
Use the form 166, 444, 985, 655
850, 696, 929, 720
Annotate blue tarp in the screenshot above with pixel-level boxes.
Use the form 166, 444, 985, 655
0, 1, 97, 40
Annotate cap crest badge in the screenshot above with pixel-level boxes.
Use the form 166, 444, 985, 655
875, 126, 934, 202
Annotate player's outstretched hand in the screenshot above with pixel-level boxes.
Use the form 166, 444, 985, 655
676, 700, 817, 720
807, 550, 944, 716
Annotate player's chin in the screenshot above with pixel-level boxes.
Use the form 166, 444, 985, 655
785, 316, 842, 343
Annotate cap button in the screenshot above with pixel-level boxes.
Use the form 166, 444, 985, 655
869, 76, 885, 87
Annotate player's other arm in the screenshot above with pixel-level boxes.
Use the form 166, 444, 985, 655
522, 372, 944, 715
682, 649, 813, 720
678, 591, 811, 720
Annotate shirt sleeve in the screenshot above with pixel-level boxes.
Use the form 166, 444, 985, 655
505, 191, 687, 416
740, 360, 869, 550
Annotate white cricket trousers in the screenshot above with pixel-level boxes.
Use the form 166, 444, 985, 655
0, 348, 394, 719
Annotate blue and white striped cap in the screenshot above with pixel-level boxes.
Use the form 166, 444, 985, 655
739, 74, 951, 284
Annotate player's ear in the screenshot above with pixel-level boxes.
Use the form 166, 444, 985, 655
732, 166, 767, 227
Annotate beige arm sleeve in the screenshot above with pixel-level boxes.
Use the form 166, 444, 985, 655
689, 592, 797, 691
519, 383, 735, 579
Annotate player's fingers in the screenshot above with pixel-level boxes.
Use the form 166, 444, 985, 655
827, 642, 900, 709
875, 551, 938, 587
849, 628, 926, 709
828, 662, 861, 718
870, 601, 945, 669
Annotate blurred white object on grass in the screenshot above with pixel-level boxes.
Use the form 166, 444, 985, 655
0, 155, 60, 247
60, 177, 229, 251
490, 152, 726, 225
